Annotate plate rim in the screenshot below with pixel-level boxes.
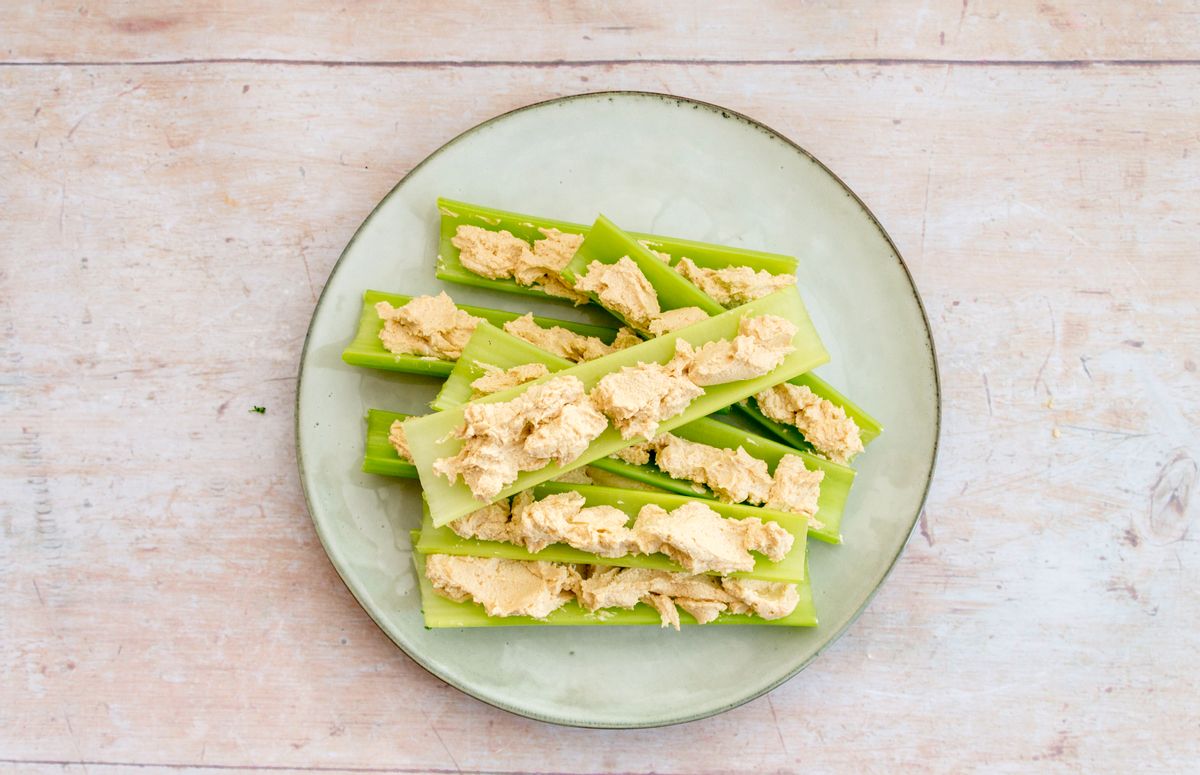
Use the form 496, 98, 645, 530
295, 90, 942, 729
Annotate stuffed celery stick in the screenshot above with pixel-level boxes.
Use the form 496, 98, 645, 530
341, 289, 628, 376
362, 409, 418, 478
412, 543, 817, 629
404, 286, 828, 527
735, 374, 884, 463
415, 482, 807, 582
428, 321, 854, 543
436, 197, 797, 305
561, 214, 726, 336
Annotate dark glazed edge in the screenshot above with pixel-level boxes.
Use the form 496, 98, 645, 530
295, 91, 942, 730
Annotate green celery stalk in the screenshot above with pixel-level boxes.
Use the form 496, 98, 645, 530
362, 409, 417, 478
428, 321, 854, 543
560, 215, 726, 333
735, 371, 885, 455
435, 198, 798, 303
404, 286, 828, 527
415, 482, 807, 583
412, 539, 817, 628
342, 290, 623, 376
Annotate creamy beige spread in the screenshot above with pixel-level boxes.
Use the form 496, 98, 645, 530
511, 491, 636, 557
633, 501, 793, 575
502, 314, 641, 363
647, 306, 709, 337
765, 454, 825, 518
447, 490, 793, 575
451, 225, 587, 303
607, 434, 825, 520
573, 256, 662, 329
591, 314, 792, 440
680, 314, 797, 386
579, 566, 799, 629
574, 256, 708, 336
719, 577, 802, 620
552, 467, 594, 485
638, 242, 673, 263
449, 500, 515, 543
433, 375, 608, 500
611, 442, 655, 466
388, 420, 413, 463
754, 383, 865, 463
653, 434, 773, 505
516, 228, 588, 303
676, 257, 796, 307
424, 554, 581, 619
469, 362, 550, 398
375, 292, 481, 360
425, 555, 800, 628
591, 343, 704, 440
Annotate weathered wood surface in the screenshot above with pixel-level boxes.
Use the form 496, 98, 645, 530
7, 0, 1200, 63
2, 4, 1198, 774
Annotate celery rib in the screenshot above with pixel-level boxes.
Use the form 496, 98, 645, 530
341, 290, 623, 375
362, 409, 418, 478
412, 541, 817, 628
415, 482, 807, 583
404, 286, 828, 527
435, 198, 799, 303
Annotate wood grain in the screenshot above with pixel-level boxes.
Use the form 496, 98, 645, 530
5, 1, 1200, 64
2, 7, 1199, 774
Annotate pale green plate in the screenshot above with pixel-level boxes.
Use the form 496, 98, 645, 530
296, 92, 940, 728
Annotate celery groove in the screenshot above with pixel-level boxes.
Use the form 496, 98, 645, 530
342, 290, 622, 376
404, 286, 828, 527
436, 198, 798, 304
415, 482, 808, 582
412, 540, 817, 628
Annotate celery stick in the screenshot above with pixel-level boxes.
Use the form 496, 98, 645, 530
412, 544, 816, 628
561, 215, 726, 333
362, 409, 418, 478
435, 198, 798, 304
415, 482, 807, 582
735, 372, 885, 456
341, 290, 623, 375
429, 320, 853, 543
404, 286, 828, 527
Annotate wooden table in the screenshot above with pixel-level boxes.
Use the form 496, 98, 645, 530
3, 3, 1197, 772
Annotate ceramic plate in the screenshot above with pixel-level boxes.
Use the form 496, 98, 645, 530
296, 92, 939, 728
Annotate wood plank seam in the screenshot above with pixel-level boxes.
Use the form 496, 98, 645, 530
3, 57, 1200, 68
